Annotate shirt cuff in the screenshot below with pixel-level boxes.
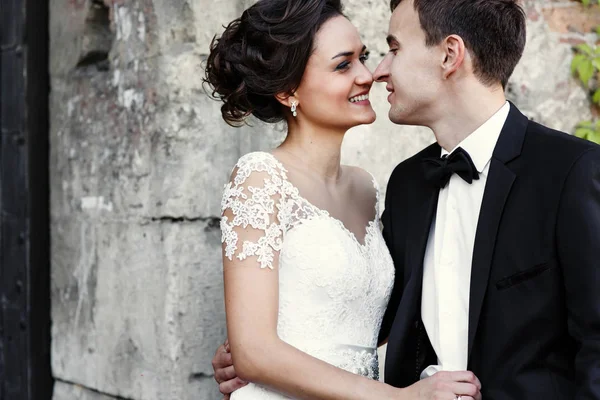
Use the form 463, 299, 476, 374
420, 365, 442, 380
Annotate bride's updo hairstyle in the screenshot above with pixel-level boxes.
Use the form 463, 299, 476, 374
204, 0, 344, 126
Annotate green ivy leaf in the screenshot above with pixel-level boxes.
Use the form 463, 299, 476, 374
577, 120, 594, 128
596, 25, 600, 36
575, 127, 595, 139
572, 54, 587, 74
592, 57, 600, 70
576, 43, 593, 56
582, 0, 591, 7
587, 130, 600, 144
577, 59, 595, 86
593, 89, 600, 104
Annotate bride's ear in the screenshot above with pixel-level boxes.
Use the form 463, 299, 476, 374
275, 92, 298, 108
441, 34, 466, 80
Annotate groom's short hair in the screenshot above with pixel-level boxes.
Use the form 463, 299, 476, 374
390, 0, 526, 88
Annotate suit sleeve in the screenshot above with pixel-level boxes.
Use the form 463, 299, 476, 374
556, 147, 600, 400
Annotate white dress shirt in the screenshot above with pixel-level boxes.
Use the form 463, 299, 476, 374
420, 102, 510, 377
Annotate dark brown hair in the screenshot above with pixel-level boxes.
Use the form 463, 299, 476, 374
390, 0, 526, 87
204, 0, 344, 126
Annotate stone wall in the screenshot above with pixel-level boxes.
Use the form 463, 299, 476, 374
49, 1, 599, 399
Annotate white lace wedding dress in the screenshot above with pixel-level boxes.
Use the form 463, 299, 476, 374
220, 152, 395, 399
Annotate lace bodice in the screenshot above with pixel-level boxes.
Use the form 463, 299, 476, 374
221, 152, 395, 399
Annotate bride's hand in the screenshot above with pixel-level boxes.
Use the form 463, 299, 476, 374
403, 371, 482, 400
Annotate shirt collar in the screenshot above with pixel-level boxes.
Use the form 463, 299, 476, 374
441, 101, 510, 173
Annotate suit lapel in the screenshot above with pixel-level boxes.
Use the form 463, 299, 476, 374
467, 159, 514, 357
386, 145, 441, 380
400, 145, 441, 321
467, 103, 528, 359
408, 188, 439, 301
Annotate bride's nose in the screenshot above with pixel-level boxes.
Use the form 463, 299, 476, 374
355, 63, 374, 86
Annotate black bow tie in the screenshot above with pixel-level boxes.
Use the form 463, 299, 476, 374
422, 147, 480, 188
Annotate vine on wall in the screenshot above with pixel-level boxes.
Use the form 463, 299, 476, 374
571, 1, 600, 144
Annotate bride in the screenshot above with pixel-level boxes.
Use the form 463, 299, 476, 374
204, 0, 481, 399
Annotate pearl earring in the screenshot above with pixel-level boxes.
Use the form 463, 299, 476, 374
291, 101, 297, 117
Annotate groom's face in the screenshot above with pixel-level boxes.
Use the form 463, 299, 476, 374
373, 0, 444, 126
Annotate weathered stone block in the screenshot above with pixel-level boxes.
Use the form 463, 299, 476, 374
52, 218, 225, 399
510, 2, 593, 132
542, 2, 600, 35
53, 381, 118, 400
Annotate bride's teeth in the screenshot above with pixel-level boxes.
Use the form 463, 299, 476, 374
350, 94, 369, 102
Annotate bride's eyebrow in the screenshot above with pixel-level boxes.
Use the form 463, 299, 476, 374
331, 45, 367, 59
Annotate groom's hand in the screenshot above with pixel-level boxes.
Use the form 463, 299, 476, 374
409, 371, 482, 400
212, 339, 248, 398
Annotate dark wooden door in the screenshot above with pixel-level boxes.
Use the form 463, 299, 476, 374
0, 0, 52, 398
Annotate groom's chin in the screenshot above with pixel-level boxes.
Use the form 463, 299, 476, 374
388, 111, 403, 125
388, 105, 413, 126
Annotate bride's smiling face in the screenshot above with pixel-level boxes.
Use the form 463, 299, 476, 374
292, 15, 376, 129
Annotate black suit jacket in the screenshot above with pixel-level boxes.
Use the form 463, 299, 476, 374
379, 103, 600, 399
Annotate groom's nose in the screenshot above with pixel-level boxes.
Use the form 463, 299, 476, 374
373, 54, 392, 82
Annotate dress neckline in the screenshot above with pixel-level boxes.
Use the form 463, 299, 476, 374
254, 151, 379, 248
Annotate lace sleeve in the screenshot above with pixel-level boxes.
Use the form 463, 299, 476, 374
220, 153, 286, 269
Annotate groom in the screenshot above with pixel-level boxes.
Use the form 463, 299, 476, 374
213, 0, 600, 398
373, 0, 600, 398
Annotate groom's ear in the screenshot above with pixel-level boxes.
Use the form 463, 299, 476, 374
441, 34, 466, 80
